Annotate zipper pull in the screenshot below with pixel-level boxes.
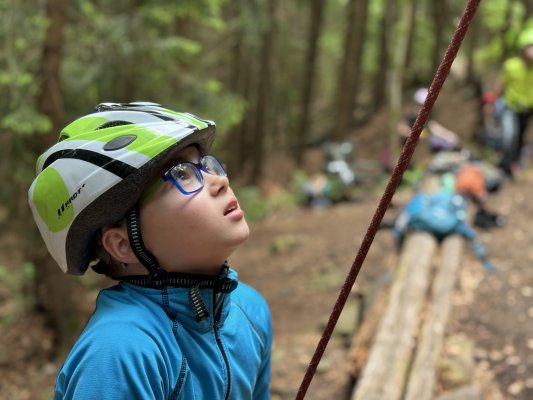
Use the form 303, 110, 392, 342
189, 283, 210, 321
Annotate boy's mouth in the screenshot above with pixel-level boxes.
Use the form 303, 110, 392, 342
224, 200, 238, 216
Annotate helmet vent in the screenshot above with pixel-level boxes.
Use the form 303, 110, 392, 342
96, 120, 132, 130
103, 135, 137, 151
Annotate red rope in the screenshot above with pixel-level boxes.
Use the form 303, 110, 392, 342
295, 0, 482, 398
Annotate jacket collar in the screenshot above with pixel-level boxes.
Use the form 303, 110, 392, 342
120, 268, 239, 332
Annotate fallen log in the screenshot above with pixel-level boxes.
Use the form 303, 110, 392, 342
351, 232, 437, 400
404, 235, 464, 400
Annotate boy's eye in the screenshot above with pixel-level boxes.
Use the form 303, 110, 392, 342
177, 171, 191, 181
172, 165, 193, 181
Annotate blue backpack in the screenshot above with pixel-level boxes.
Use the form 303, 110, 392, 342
393, 190, 475, 240
393, 190, 493, 271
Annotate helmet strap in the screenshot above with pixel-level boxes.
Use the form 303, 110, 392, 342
126, 202, 166, 284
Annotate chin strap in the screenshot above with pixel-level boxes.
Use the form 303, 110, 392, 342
121, 263, 232, 291
126, 202, 166, 285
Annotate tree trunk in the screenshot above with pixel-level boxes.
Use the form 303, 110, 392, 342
464, 16, 479, 85
236, 56, 256, 180
525, 0, 533, 19
372, 0, 396, 111
35, 0, 81, 352
294, 0, 326, 165
387, 0, 416, 168
403, 0, 419, 84
250, 0, 277, 184
431, 0, 447, 76
223, 2, 253, 179
332, 0, 370, 140
38, 0, 65, 134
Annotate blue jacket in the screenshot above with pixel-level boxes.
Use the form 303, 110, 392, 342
54, 270, 272, 399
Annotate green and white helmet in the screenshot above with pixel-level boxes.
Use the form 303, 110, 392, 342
28, 102, 215, 275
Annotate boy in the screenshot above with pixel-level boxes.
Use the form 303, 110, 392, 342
28, 102, 272, 399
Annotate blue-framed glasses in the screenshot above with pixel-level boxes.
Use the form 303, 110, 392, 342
163, 155, 227, 195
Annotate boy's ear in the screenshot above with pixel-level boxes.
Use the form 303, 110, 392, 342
100, 225, 139, 264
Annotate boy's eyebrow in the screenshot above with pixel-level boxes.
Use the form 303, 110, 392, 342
172, 156, 202, 166
175, 156, 196, 163
176, 144, 201, 162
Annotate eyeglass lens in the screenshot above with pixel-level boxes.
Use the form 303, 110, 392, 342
168, 155, 226, 194
201, 155, 226, 177
169, 164, 203, 193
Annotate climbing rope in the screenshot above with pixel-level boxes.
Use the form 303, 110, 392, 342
295, 0, 482, 398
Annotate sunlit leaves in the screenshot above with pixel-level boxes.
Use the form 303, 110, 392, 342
1, 110, 51, 136
0, 2, 49, 135
140, 1, 226, 31
475, 0, 528, 63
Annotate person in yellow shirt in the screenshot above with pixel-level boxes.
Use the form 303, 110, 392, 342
498, 26, 533, 176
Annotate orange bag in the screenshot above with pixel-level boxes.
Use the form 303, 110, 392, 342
455, 164, 486, 201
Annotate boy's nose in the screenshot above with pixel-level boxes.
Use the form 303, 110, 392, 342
205, 172, 229, 196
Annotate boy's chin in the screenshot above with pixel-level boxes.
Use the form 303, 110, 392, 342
229, 231, 250, 252
233, 221, 250, 243
239, 226, 251, 245
223, 230, 250, 259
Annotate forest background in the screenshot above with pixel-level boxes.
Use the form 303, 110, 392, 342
0, 0, 531, 397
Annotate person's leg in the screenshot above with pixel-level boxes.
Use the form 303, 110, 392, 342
499, 108, 521, 175
514, 111, 530, 165
515, 112, 532, 163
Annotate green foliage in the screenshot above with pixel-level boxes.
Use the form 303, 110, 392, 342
328, 175, 351, 202
481, 0, 525, 31
0, 265, 16, 287
144, 1, 226, 31
232, 186, 272, 223
0, 1, 53, 216
291, 169, 360, 205
475, 0, 528, 64
270, 234, 301, 255
61, 0, 233, 123
359, 0, 383, 81
399, 165, 425, 190
2, 109, 51, 136
307, 262, 344, 291
0, 262, 35, 324
201, 92, 248, 151
1, 0, 525, 139
290, 170, 312, 205
0, 2, 50, 135
0, 262, 34, 290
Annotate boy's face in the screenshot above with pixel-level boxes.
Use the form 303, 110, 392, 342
139, 145, 249, 274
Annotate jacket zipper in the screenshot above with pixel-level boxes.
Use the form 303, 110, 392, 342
214, 294, 231, 400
